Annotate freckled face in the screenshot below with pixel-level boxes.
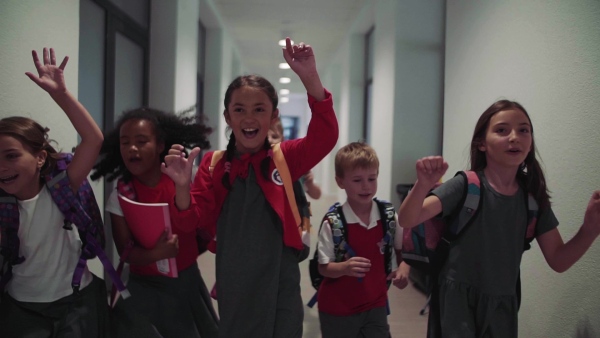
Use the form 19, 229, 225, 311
119, 119, 164, 182
0, 135, 46, 200
224, 86, 279, 154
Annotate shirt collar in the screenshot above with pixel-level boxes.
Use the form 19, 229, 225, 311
341, 200, 380, 229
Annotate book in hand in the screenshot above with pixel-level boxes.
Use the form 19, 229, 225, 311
117, 194, 178, 278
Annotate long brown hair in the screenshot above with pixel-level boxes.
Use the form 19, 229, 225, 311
470, 100, 551, 210
0, 116, 61, 178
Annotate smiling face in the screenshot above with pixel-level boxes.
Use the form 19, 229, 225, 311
0, 135, 47, 200
224, 86, 279, 154
119, 118, 164, 185
336, 165, 379, 210
478, 109, 532, 170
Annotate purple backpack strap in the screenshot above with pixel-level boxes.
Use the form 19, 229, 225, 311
0, 193, 25, 292
45, 154, 128, 297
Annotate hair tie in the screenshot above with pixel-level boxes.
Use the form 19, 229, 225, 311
224, 161, 231, 173
267, 149, 273, 158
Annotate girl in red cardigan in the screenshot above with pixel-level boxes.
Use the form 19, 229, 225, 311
163, 37, 339, 338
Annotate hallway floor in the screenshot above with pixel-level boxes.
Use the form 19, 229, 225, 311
197, 194, 429, 337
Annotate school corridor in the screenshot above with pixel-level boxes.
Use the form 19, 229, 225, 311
197, 194, 429, 337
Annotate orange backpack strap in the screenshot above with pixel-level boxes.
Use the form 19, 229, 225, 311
209, 151, 225, 177
271, 143, 302, 234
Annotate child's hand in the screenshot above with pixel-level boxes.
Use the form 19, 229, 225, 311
343, 257, 371, 278
389, 262, 411, 290
582, 190, 600, 238
162, 145, 201, 188
416, 156, 448, 189
282, 37, 317, 79
25, 48, 69, 96
153, 231, 179, 260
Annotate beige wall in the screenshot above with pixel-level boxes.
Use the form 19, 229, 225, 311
444, 1, 600, 336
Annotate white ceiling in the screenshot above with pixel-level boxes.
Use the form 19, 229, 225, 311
214, 0, 367, 94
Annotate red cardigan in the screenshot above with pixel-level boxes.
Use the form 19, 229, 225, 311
187, 89, 338, 251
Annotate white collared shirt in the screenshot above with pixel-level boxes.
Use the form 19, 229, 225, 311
317, 200, 402, 264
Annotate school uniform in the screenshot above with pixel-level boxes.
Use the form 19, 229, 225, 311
185, 89, 338, 338
316, 200, 393, 338
106, 174, 218, 338
0, 184, 108, 338
429, 172, 558, 338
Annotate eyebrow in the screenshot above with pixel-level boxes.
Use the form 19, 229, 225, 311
231, 102, 266, 107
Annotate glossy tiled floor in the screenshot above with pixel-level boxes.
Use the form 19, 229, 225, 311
197, 194, 429, 337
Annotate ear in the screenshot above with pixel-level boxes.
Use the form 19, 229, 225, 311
157, 141, 165, 155
272, 109, 280, 120
478, 140, 486, 152
36, 150, 47, 169
335, 176, 344, 190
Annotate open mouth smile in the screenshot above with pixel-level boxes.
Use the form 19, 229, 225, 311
0, 174, 18, 184
242, 128, 259, 138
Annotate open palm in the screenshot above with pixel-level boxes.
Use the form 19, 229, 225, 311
25, 48, 69, 95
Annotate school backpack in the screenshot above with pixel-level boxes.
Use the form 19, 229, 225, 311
209, 142, 310, 242
0, 153, 129, 298
306, 198, 396, 308
401, 171, 539, 274
207, 143, 312, 300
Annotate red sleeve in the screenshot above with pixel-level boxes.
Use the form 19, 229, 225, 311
281, 89, 338, 181
168, 192, 200, 234
189, 151, 220, 240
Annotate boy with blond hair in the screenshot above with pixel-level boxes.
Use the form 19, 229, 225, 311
316, 142, 410, 338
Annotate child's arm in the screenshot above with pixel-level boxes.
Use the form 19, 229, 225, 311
537, 191, 600, 273
316, 218, 371, 278
161, 145, 202, 211
318, 257, 372, 279
398, 156, 448, 228
110, 213, 179, 265
304, 171, 322, 200
25, 48, 103, 190
389, 261, 411, 290
282, 37, 324, 101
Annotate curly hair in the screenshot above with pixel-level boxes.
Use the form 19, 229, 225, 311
91, 107, 212, 182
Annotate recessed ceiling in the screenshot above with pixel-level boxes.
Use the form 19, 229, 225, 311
214, 0, 367, 94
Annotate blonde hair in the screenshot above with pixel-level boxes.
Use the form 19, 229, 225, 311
334, 141, 379, 178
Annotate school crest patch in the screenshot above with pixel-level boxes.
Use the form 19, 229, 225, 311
271, 168, 283, 185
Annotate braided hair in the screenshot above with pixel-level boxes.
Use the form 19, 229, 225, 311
221, 75, 278, 190
91, 107, 212, 183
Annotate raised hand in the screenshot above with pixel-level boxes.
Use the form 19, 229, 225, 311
161, 145, 201, 188
282, 37, 317, 79
582, 190, 600, 238
416, 156, 448, 190
343, 256, 371, 278
25, 48, 69, 95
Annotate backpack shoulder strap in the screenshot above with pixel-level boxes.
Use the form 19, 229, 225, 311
374, 198, 396, 276
523, 194, 539, 250
271, 143, 302, 233
117, 178, 137, 200
446, 170, 482, 238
